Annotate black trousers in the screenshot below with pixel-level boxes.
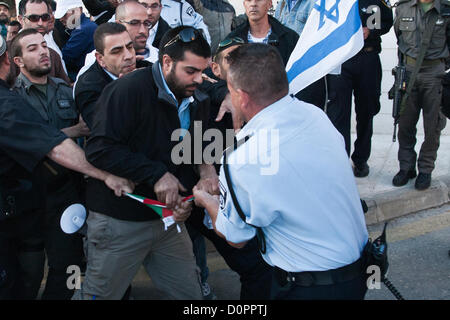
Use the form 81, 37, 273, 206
0, 211, 45, 300
186, 208, 273, 300
39, 180, 84, 300
296, 77, 327, 110
327, 50, 382, 165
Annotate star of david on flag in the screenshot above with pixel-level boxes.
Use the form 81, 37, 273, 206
286, 0, 364, 95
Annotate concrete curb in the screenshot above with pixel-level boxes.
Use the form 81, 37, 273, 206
364, 174, 450, 225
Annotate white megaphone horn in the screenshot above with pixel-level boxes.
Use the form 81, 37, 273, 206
60, 204, 87, 235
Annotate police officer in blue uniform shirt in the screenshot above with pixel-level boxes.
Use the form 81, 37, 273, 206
161, 0, 211, 44
193, 44, 370, 300
327, 0, 393, 178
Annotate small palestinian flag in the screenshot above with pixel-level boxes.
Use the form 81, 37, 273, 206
125, 193, 173, 218
125, 193, 194, 232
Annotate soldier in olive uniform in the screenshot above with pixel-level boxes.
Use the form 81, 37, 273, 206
393, 0, 450, 190
10, 29, 89, 299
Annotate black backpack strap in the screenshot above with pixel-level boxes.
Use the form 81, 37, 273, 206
222, 137, 266, 254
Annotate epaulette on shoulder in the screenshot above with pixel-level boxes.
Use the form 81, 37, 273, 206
393, 0, 410, 8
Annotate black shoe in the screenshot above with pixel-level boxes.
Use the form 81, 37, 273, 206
353, 162, 369, 178
392, 169, 417, 187
415, 173, 431, 190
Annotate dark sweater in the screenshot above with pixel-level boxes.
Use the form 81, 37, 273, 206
225, 15, 299, 65
85, 63, 210, 221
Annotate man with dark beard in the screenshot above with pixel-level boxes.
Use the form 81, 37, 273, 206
73, 26, 214, 300
16, 0, 71, 84
10, 28, 89, 299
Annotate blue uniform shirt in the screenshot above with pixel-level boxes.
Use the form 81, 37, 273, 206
215, 95, 368, 272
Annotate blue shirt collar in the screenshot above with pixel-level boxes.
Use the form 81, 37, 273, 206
103, 68, 118, 81
157, 63, 194, 107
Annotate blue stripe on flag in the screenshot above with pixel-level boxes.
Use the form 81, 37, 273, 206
287, 1, 361, 82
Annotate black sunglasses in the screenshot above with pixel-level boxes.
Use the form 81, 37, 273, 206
25, 13, 52, 23
164, 28, 201, 48
218, 37, 245, 49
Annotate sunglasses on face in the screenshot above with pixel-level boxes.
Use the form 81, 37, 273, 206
164, 28, 201, 48
120, 19, 152, 28
24, 13, 51, 22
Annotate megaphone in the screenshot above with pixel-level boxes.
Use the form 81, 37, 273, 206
60, 204, 87, 235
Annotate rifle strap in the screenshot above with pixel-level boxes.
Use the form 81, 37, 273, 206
399, 11, 439, 115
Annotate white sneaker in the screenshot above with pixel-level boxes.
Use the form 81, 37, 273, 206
201, 282, 217, 300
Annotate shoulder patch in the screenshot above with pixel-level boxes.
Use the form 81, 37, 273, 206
186, 6, 194, 17
381, 0, 392, 9
219, 180, 227, 212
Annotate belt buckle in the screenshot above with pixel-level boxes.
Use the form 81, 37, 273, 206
288, 272, 315, 287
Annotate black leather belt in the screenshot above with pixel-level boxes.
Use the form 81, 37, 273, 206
275, 256, 365, 287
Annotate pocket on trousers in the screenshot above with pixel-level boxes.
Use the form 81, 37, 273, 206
86, 212, 112, 249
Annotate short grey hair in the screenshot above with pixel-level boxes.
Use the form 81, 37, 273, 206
226, 44, 289, 105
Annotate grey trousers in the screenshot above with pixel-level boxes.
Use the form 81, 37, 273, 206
398, 62, 447, 174
72, 211, 203, 300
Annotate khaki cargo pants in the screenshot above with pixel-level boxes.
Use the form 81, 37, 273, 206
72, 211, 203, 300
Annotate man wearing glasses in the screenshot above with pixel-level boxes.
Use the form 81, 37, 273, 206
74, 0, 156, 82
140, 0, 171, 49
16, 0, 71, 84
72, 26, 213, 300
116, 0, 157, 61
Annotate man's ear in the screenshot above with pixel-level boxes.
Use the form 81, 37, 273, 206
95, 51, 106, 68
161, 54, 173, 75
211, 61, 221, 79
238, 89, 250, 110
13, 56, 24, 69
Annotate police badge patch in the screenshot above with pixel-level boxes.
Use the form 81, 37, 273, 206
219, 180, 227, 213
186, 6, 194, 17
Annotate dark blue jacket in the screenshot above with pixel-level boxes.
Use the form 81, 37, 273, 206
62, 14, 97, 80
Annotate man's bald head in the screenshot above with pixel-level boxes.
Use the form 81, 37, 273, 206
115, 0, 145, 21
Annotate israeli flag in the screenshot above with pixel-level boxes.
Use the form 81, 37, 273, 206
286, 0, 364, 94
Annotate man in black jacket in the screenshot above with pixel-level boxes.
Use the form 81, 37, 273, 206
225, 0, 298, 65
140, 0, 172, 49
75, 23, 138, 129
73, 26, 217, 300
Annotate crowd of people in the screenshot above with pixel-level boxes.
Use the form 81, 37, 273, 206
0, 0, 448, 300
